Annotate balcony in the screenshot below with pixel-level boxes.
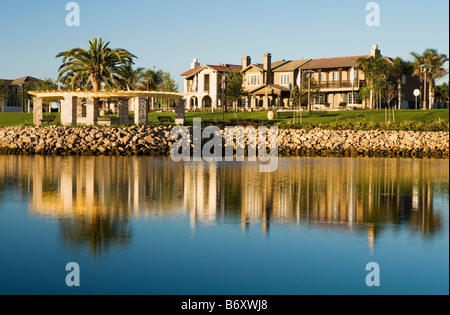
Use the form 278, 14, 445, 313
315, 80, 366, 89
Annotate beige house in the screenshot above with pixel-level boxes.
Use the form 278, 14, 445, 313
241, 54, 304, 109
181, 59, 241, 110
297, 50, 375, 110
0, 76, 40, 112
181, 45, 421, 111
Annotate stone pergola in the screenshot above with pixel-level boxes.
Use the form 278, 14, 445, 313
29, 90, 184, 126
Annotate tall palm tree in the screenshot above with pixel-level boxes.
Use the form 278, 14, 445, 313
357, 55, 390, 109
410, 49, 449, 108
56, 38, 136, 91
389, 57, 414, 109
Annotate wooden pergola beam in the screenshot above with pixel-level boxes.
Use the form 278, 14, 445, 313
28, 90, 183, 100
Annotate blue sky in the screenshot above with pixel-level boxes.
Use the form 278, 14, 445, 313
0, 0, 448, 90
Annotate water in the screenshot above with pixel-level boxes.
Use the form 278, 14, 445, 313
0, 156, 448, 295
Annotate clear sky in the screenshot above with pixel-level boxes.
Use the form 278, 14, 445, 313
0, 0, 448, 90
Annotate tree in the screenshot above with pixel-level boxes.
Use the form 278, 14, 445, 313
157, 72, 179, 92
382, 82, 397, 123
56, 38, 136, 91
140, 68, 164, 91
291, 77, 320, 109
410, 49, 449, 108
0, 81, 11, 112
358, 87, 371, 108
116, 64, 144, 91
225, 70, 246, 110
357, 55, 390, 109
389, 57, 414, 109
33, 78, 59, 91
435, 82, 449, 103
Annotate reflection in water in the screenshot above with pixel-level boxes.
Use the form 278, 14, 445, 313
0, 156, 448, 256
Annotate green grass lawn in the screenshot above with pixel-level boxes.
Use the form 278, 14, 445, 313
149, 109, 449, 124
1, 109, 448, 131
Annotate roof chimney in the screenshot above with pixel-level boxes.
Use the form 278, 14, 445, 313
191, 58, 200, 69
242, 56, 251, 70
263, 53, 272, 85
370, 45, 380, 57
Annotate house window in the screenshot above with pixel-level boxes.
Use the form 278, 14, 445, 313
352, 69, 358, 82
247, 74, 260, 86
13, 101, 21, 107
348, 93, 359, 104
280, 73, 290, 86
320, 72, 327, 82
204, 74, 210, 93
332, 71, 340, 81
14, 87, 19, 95
314, 94, 326, 105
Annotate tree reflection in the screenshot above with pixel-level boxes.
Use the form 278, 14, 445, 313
0, 155, 447, 256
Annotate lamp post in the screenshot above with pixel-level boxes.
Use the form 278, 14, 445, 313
304, 70, 315, 113
418, 64, 432, 110
20, 77, 30, 113
221, 75, 227, 121
413, 89, 420, 110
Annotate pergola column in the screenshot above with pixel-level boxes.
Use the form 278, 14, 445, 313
61, 96, 77, 126
77, 98, 85, 118
33, 98, 43, 126
175, 99, 185, 125
134, 97, 148, 125
86, 98, 99, 126
117, 98, 129, 125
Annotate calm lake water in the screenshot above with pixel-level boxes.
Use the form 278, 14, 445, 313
0, 155, 448, 295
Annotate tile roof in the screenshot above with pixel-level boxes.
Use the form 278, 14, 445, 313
207, 64, 242, 72
272, 59, 311, 72
242, 60, 290, 73
299, 55, 370, 70
0, 76, 41, 86
181, 66, 204, 77
181, 64, 241, 77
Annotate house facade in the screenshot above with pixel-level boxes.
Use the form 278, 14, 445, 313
181, 45, 421, 111
241, 54, 292, 109
181, 59, 241, 110
0, 76, 40, 112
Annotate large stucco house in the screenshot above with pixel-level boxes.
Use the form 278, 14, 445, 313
181, 45, 421, 111
181, 59, 241, 110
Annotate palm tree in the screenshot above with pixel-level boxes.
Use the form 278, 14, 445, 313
139, 68, 164, 91
410, 49, 449, 108
389, 57, 414, 109
357, 55, 390, 109
116, 64, 145, 91
56, 38, 136, 91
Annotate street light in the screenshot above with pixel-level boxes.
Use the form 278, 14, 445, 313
304, 70, 316, 113
21, 76, 30, 113
221, 75, 228, 121
418, 64, 432, 110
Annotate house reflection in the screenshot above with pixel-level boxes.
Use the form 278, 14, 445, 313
0, 156, 447, 256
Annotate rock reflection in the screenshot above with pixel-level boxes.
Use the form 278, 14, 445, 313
0, 156, 447, 256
